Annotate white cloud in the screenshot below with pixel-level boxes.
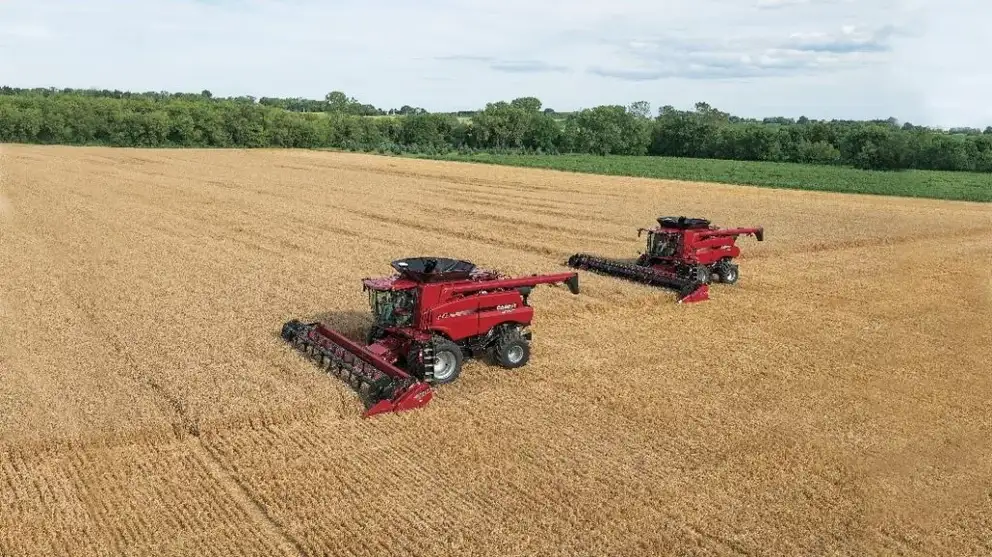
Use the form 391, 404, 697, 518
585, 22, 896, 85
888, 0, 992, 127
0, 23, 53, 40
757, 0, 812, 8
756, 0, 857, 9
0, 0, 987, 127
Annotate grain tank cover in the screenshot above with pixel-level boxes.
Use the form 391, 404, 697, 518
657, 216, 711, 229
391, 257, 477, 283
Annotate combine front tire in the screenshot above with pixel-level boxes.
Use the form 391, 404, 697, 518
431, 338, 463, 384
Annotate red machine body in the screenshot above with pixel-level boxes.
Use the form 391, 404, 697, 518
568, 216, 763, 303
281, 257, 579, 417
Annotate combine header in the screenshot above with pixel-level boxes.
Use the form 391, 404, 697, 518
281, 257, 579, 417
567, 216, 763, 303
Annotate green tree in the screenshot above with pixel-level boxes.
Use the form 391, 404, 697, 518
509, 97, 542, 112
628, 101, 651, 119
398, 113, 460, 151
567, 105, 649, 155
0, 87, 990, 173
469, 101, 530, 149
794, 140, 842, 165
841, 125, 908, 170
523, 112, 562, 152
650, 107, 717, 157
325, 91, 352, 111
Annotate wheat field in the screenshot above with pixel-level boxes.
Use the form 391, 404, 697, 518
1, 144, 989, 556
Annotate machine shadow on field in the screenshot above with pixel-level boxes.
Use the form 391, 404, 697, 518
309, 310, 374, 341
271, 311, 373, 344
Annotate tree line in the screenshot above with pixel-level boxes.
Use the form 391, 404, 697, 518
1, 87, 990, 172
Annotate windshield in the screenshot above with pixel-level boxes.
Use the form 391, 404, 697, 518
648, 232, 679, 257
368, 289, 416, 327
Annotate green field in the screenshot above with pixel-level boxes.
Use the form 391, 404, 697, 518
411, 153, 992, 202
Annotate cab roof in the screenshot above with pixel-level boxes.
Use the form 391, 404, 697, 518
362, 276, 417, 291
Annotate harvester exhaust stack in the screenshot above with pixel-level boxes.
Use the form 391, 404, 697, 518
281, 319, 432, 417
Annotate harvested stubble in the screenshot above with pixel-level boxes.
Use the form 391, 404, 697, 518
0, 144, 990, 556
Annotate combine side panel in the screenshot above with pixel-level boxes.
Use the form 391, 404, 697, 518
566, 254, 709, 303
280, 319, 432, 416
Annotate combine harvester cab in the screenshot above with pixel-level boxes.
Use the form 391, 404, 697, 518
567, 216, 763, 303
281, 257, 580, 417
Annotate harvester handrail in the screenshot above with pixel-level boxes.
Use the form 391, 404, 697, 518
445, 272, 579, 295
696, 226, 764, 241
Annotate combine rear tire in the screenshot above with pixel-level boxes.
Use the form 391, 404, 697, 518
431, 338, 463, 384
716, 262, 739, 284
492, 329, 530, 369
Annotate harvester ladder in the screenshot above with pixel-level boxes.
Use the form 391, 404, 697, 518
420, 344, 435, 382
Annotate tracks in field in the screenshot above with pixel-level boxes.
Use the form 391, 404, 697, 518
799, 225, 992, 255
112, 151, 634, 261
17, 206, 310, 557
89, 325, 309, 557
6, 147, 990, 556
62, 323, 308, 556
192, 442, 305, 557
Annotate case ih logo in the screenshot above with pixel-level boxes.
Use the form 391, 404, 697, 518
496, 304, 516, 312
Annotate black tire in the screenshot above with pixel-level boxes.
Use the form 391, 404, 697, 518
717, 262, 739, 284
430, 337, 463, 384
492, 329, 531, 369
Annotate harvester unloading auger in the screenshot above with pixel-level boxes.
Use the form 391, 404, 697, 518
567, 216, 763, 303
281, 257, 580, 417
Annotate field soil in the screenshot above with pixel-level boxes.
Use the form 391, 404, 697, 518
1, 144, 990, 556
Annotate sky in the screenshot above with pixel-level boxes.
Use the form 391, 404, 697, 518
0, 0, 989, 128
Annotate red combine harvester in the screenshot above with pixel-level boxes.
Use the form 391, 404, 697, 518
567, 216, 763, 303
281, 257, 580, 417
